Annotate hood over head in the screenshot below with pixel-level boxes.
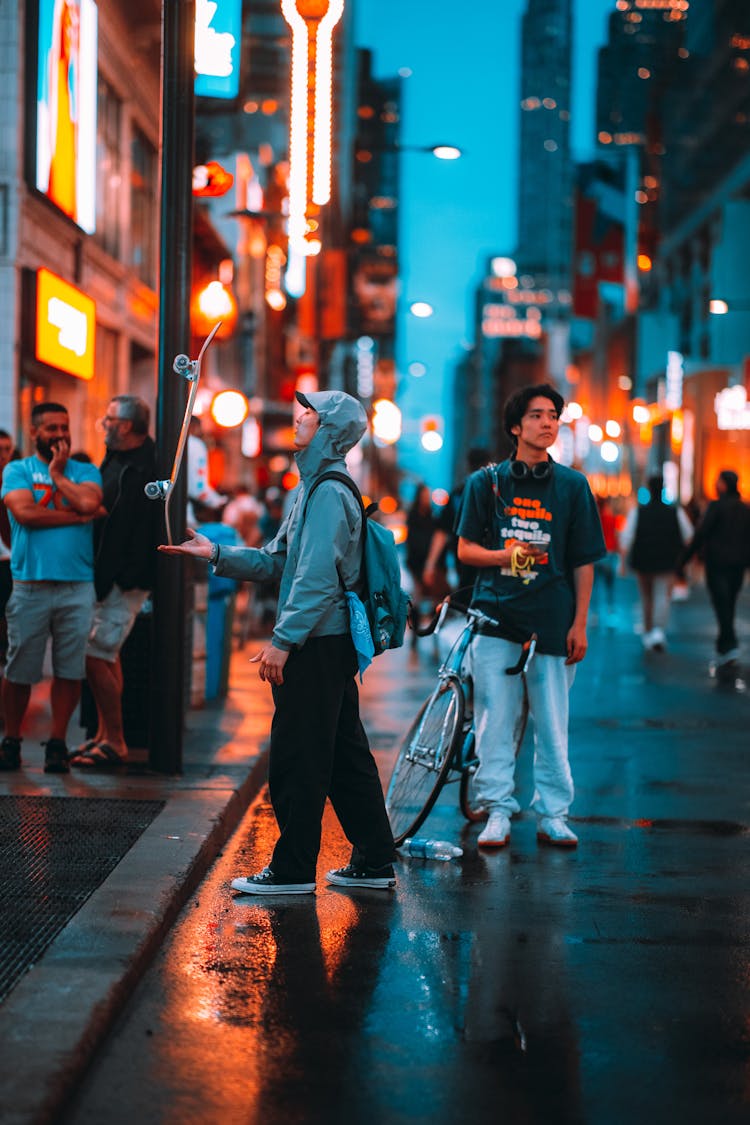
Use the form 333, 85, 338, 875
295, 390, 367, 458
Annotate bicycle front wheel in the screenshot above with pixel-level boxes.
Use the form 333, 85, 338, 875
386, 677, 464, 845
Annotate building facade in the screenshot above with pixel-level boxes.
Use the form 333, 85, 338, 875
1, 0, 165, 455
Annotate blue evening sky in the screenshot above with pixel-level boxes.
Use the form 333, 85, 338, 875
354, 0, 615, 491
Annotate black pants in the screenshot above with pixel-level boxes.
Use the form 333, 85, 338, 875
268, 634, 396, 881
705, 564, 745, 656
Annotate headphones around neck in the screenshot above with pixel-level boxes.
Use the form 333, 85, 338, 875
509, 458, 552, 482
486, 458, 553, 516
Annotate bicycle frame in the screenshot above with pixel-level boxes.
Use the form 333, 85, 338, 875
385, 595, 538, 844
433, 604, 537, 773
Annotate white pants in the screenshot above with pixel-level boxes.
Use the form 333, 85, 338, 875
472, 634, 576, 819
636, 573, 673, 633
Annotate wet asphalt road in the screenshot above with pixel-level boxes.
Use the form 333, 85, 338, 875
63, 582, 749, 1125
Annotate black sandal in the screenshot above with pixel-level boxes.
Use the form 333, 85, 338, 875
69, 742, 127, 772
0, 736, 21, 771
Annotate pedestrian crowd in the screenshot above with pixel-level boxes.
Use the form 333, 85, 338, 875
0, 384, 748, 897
0, 398, 290, 774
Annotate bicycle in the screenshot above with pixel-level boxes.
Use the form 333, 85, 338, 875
385, 595, 537, 846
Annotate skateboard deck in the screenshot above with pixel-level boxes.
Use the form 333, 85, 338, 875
145, 321, 222, 544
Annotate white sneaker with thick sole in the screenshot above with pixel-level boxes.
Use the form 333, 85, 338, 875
477, 811, 511, 848
536, 817, 578, 848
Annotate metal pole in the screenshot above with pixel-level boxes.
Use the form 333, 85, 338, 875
149, 0, 196, 773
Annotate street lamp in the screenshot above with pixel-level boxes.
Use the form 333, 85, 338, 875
356, 142, 464, 160
709, 298, 750, 314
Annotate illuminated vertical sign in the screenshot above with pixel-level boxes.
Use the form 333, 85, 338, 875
664, 350, 684, 409
281, 1, 345, 256
36, 268, 96, 380
195, 0, 242, 99
35, 0, 98, 233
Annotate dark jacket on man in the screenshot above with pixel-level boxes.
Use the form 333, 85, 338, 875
628, 501, 683, 574
94, 437, 159, 601
684, 492, 750, 570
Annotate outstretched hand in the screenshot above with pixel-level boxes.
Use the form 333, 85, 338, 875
158, 527, 214, 559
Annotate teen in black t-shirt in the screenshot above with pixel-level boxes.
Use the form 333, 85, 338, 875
457, 384, 605, 851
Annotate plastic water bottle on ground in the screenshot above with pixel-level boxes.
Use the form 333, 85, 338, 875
401, 837, 463, 860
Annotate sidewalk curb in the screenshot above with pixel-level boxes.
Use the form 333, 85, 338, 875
0, 748, 269, 1125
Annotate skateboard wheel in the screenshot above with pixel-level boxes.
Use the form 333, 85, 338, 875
145, 480, 170, 500
173, 354, 191, 375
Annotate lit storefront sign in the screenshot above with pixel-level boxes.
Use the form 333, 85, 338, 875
714, 385, 750, 430
35, 268, 95, 380
35, 0, 98, 233
195, 0, 241, 99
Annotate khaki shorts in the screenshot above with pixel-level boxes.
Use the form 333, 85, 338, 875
5, 581, 96, 684
87, 585, 149, 662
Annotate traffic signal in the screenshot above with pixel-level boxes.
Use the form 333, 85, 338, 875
420, 415, 443, 452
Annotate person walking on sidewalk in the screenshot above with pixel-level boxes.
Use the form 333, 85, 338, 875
69, 396, 158, 771
681, 469, 750, 678
619, 475, 693, 652
0, 402, 102, 772
456, 384, 605, 850
160, 390, 397, 894
423, 446, 492, 611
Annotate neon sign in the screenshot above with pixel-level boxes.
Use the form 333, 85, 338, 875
482, 303, 543, 339
664, 350, 683, 410
281, 1, 345, 256
715, 385, 750, 430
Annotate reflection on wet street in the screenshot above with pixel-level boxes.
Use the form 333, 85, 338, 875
65, 589, 750, 1124
65, 796, 750, 1124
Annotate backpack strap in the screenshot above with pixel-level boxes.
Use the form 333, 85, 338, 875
303, 470, 366, 523
302, 471, 368, 587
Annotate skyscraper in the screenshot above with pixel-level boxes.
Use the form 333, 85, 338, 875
517, 0, 574, 298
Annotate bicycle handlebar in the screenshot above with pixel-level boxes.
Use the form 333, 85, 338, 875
409, 592, 485, 636
504, 634, 537, 676
410, 593, 537, 676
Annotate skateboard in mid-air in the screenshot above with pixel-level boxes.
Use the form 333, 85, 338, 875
145, 321, 222, 544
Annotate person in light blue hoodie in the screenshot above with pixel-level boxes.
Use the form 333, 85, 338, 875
161, 390, 397, 895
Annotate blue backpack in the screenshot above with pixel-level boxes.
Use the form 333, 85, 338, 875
304, 471, 410, 654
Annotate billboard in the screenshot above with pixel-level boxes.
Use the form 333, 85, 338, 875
351, 254, 398, 338
35, 0, 98, 233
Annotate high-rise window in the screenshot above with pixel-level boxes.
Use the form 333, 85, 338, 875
94, 77, 122, 259
131, 128, 158, 289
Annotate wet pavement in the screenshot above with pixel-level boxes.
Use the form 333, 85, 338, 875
61, 579, 750, 1125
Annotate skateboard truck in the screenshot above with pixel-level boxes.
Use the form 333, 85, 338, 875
145, 321, 222, 544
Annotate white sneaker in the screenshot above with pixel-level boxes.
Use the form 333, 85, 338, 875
478, 811, 511, 848
536, 817, 578, 848
642, 628, 666, 652
650, 627, 666, 651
